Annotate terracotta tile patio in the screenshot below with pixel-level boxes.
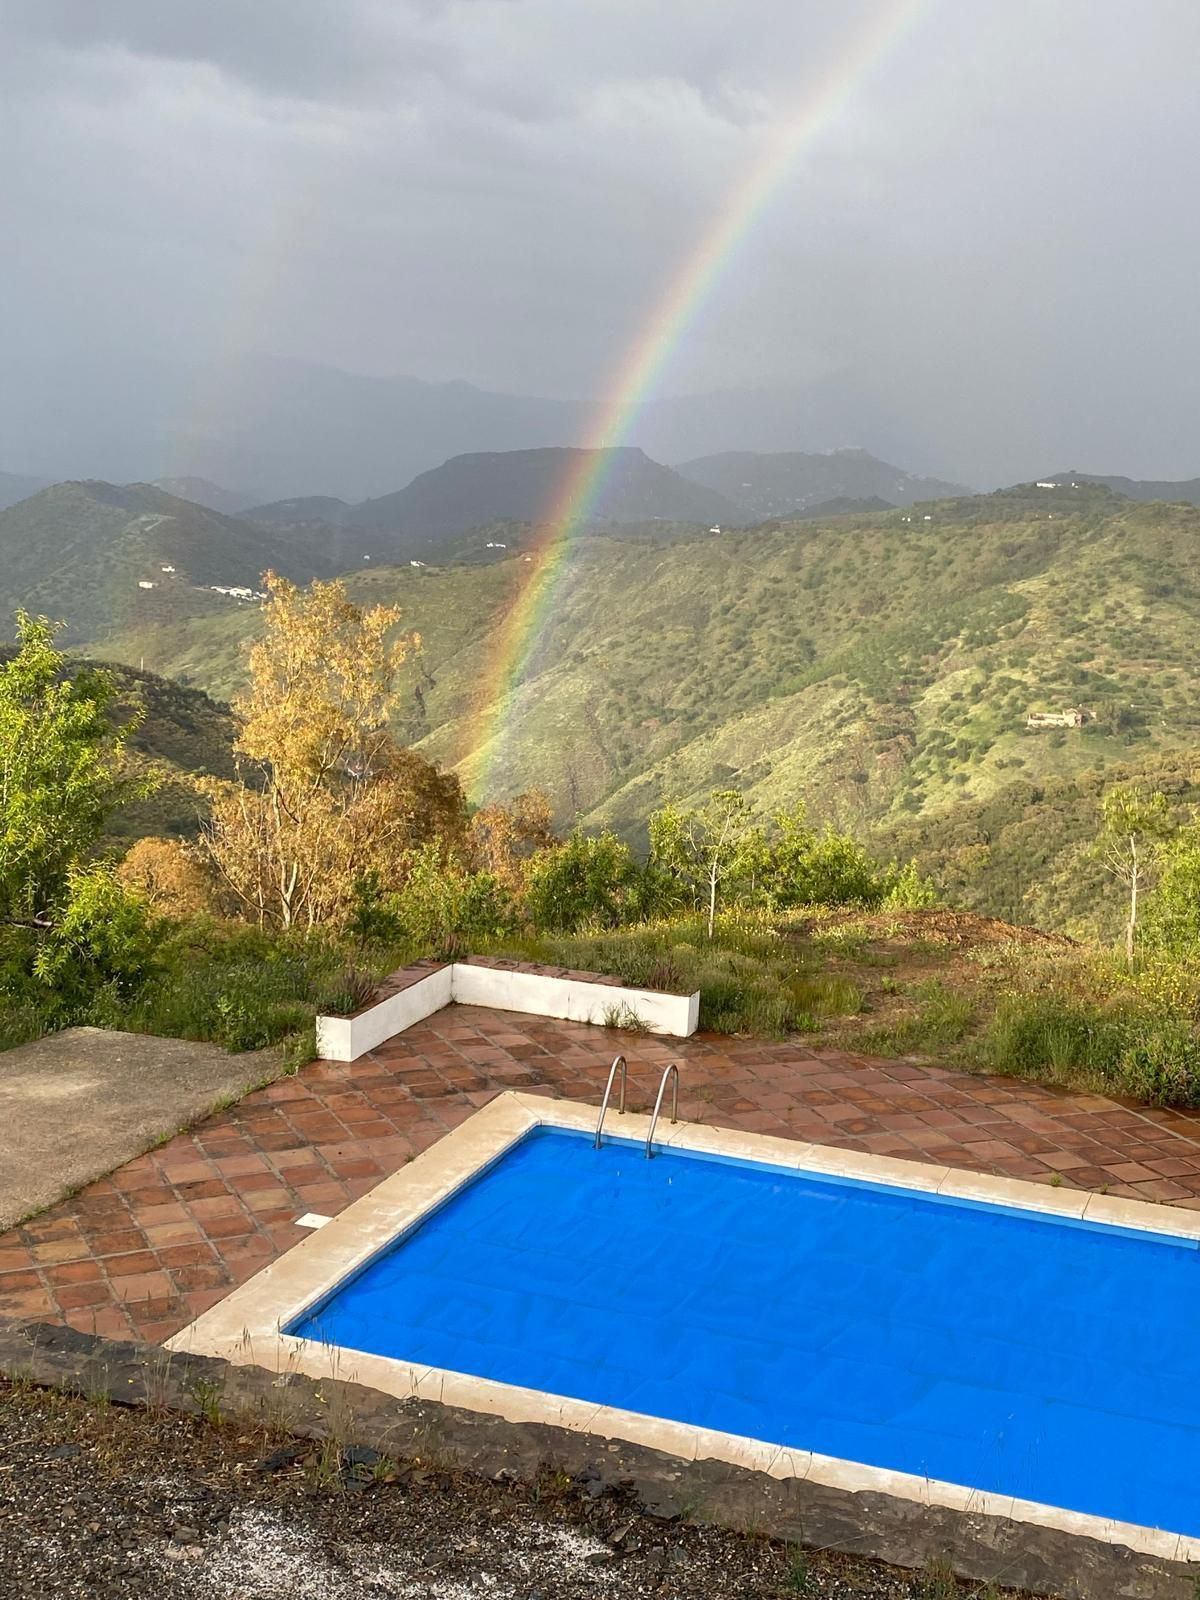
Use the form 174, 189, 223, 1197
4, 1005, 1200, 1345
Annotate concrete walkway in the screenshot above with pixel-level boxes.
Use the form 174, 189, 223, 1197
0, 1029, 277, 1232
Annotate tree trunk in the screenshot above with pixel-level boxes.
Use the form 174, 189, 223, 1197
707, 862, 718, 939
1126, 840, 1138, 967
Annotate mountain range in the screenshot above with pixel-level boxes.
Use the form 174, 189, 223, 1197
18, 474, 1193, 931
0, 351, 969, 502
674, 449, 968, 516
0, 446, 981, 644
1051, 470, 1200, 508
8, 454, 1200, 934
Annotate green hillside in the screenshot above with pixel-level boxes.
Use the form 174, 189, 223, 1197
61, 481, 1200, 930
101, 661, 238, 843
0, 481, 337, 646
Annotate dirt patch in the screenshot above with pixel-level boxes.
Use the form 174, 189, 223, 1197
784, 908, 1076, 952
778, 909, 1079, 1058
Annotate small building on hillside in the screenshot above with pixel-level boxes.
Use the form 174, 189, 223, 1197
137, 580, 156, 590
1026, 708, 1086, 730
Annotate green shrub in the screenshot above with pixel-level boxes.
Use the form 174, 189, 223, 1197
523, 831, 647, 932
31, 863, 160, 1005
1116, 1019, 1200, 1107
392, 844, 515, 958
981, 992, 1127, 1081
882, 860, 939, 909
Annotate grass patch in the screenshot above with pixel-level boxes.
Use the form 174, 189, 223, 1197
0, 918, 421, 1060
488, 914, 866, 1038
857, 978, 976, 1056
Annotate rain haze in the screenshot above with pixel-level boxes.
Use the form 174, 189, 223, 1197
3, 0, 1199, 495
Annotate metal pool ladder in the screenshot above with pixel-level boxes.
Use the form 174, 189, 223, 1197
593, 1056, 627, 1148
645, 1063, 679, 1159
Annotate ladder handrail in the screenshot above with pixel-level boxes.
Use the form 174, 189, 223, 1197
593, 1056, 628, 1148
645, 1063, 679, 1159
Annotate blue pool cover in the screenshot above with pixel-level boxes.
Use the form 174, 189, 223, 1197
289, 1127, 1200, 1535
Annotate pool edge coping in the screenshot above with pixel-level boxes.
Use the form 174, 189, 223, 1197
166, 1090, 1200, 1565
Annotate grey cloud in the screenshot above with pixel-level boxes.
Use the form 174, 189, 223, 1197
2, 0, 1200, 489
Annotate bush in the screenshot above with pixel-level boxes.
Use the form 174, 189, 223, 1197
981, 992, 1127, 1081
1116, 1019, 1200, 1107
117, 836, 219, 917
31, 863, 160, 1005
523, 831, 651, 932
882, 860, 939, 909
761, 806, 923, 910
122, 919, 346, 1051
392, 844, 515, 957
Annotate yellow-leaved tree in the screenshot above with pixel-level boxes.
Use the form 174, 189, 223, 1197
202, 573, 465, 928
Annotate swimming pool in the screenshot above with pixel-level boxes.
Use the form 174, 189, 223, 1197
169, 1092, 1200, 1557
284, 1123, 1200, 1539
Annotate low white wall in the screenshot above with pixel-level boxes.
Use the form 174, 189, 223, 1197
450, 963, 698, 1038
315, 960, 698, 1062
315, 964, 453, 1063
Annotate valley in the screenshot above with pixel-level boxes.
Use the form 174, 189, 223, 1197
4, 466, 1197, 936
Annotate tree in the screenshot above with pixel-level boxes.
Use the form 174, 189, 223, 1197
469, 790, 557, 891
761, 803, 889, 908
1143, 822, 1200, 955
1093, 785, 1173, 965
201, 574, 466, 928
117, 836, 219, 918
649, 789, 763, 938
0, 612, 149, 929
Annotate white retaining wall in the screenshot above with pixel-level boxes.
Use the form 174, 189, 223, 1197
316, 961, 699, 1062
315, 964, 453, 1063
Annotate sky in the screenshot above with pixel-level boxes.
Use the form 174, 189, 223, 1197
3, 0, 1200, 489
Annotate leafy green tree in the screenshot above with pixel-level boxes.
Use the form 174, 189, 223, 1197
1143, 822, 1200, 955
0, 612, 149, 930
1092, 785, 1173, 965
649, 790, 764, 938
32, 862, 161, 1005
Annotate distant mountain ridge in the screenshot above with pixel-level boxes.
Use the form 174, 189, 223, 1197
245, 495, 354, 527
3, 346, 983, 500
151, 476, 257, 515
1052, 470, 1200, 508
0, 470, 52, 511
675, 449, 969, 517
344, 447, 743, 544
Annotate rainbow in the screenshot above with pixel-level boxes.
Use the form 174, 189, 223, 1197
465, 0, 929, 799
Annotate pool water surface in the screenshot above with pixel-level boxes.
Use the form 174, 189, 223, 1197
288, 1126, 1200, 1536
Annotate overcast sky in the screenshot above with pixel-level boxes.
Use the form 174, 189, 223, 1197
3, 0, 1200, 487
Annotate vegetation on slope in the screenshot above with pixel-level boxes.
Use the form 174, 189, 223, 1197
60, 481, 1200, 927
8, 575, 1200, 1121
0, 481, 339, 646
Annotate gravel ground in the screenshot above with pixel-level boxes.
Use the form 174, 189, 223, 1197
0, 1381, 1041, 1600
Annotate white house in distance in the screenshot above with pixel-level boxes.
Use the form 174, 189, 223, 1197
138, 580, 156, 590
